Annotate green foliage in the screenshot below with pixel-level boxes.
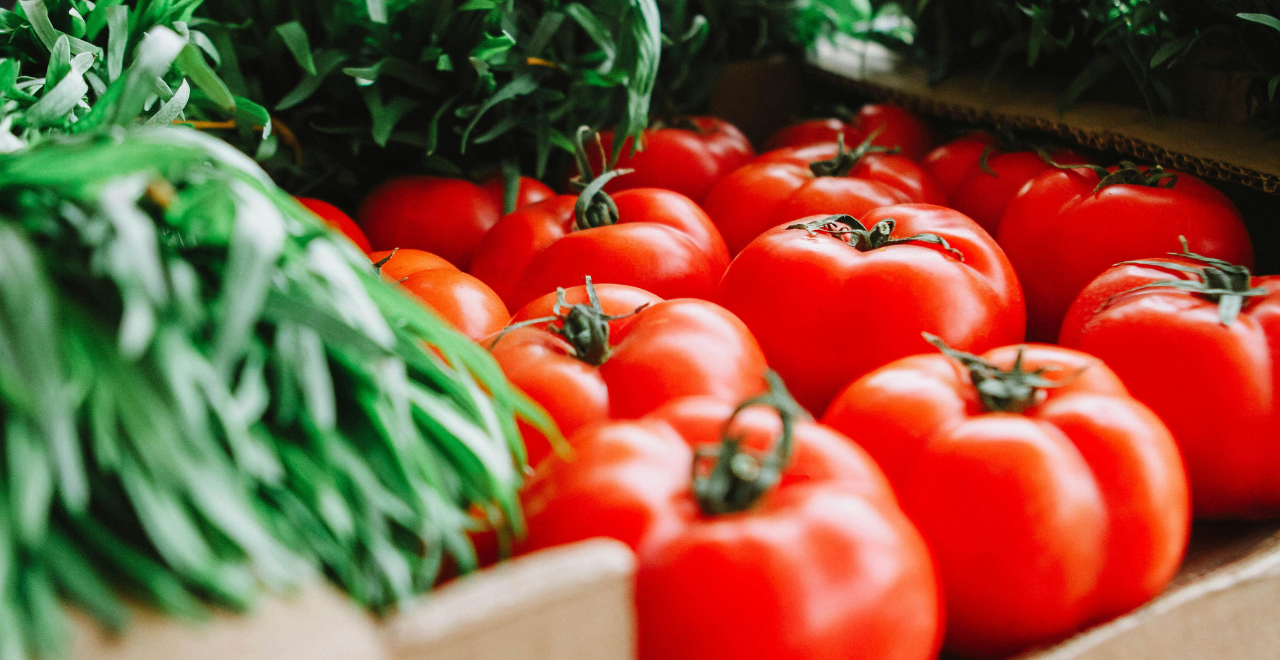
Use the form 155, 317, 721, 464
0, 124, 551, 658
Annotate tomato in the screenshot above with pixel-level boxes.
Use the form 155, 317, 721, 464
518, 379, 942, 660
580, 117, 754, 203
998, 162, 1254, 341
359, 174, 553, 270
297, 197, 371, 253
718, 205, 1025, 414
702, 137, 923, 256
369, 249, 509, 341
1060, 246, 1280, 518
824, 340, 1189, 658
489, 279, 766, 465
764, 104, 936, 160
921, 132, 1092, 235
755, 142, 948, 204
469, 183, 729, 311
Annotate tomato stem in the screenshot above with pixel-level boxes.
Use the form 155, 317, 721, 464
925, 334, 1084, 413
487, 276, 649, 365
692, 371, 809, 516
809, 128, 898, 178
568, 125, 633, 230
1048, 159, 1178, 193
1108, 237, 1267, 325
787, 215, 965, 260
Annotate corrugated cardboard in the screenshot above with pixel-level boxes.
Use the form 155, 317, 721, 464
807, 39, 1280, 194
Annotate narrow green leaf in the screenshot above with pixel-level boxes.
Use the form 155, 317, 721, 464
1239, 12, 1280, 33
1058, 53, 1120, 115
105, 5, 126, 82
274, 21, 316, 76
176, 42, 235, 112
460, 74, 536, 149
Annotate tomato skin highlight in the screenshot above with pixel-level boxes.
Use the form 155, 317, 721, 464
490, 284, 766, 465
823, 345, 1189, 658
921, 133, 1092, 235
297, 197, 372, 253
754, 142, 949, 206
582, 117, 755, 203
717, 204, 1025, 414
470, 189, 730, 310
519, 396, 943, 660
1061, 258, 1280, 519
997, 165, 1254, 341
359, 174, 550, 270
368, 249, 509, 341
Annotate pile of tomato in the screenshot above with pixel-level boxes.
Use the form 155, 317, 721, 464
299, 105, 1278, 660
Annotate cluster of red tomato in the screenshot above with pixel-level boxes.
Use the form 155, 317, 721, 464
298, 104, 1278, 660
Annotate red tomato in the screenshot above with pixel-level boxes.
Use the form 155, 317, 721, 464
824, 341, 1189, 658
368, 249, 509, 341
359, 174, 552, 270
702, 138, 921, 256
718, 205, 1025, 414
469, 187, 730, 310
754, 142, 948, 205
489, 279, 766, 465
580, 117, 754, 203
519, 382, 942, 660
1060, 247, 1280, 518
297, 197, 371, 253
482, 174, 555, 210
764, 104, 936, 160
998, 162, 1254, 341
369, 248, 453, 282
921, 133, 1092, 235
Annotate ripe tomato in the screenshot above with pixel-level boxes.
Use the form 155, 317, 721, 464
764, 104, 936, 160
469, 183, 729, 311
359, 174, 554, 270
297, 197, 371, 253
518, 380, 942, 660
1060, 245, 1280, 518
702, 136, 922, 255
369, 249, 509, 341
754, 141, 948, 204
718, 205, 1025, 414
921, 132, 1092, 235
998, 162, 1254, 341
489, 279, 766, 465
824, 340, 1189, 658
580, 117, 754, 203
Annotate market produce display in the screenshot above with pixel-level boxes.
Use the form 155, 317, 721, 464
999, 162, 1255, 341
1061, 244, 1280, 519
489, 279, 767, 465
517, 381, 942, 660
824, 340, 1189, 657
718, 205, 1025, 413
3, 0, 1279, 658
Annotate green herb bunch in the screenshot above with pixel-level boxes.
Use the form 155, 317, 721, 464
0, 0, 271, 153
192, 0, 660, 196
907, 0, 1209, 114
0, 26, 551, 659
655, 0, 913, 116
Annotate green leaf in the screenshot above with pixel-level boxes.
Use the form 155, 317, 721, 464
276, 50, 347, 111
274, 21, 316, 76
176, 42, 235, 112
359, 86, 422, 147
105, 5, 127, 82
459, 74, 537, 150
565, 4, 617, 69
366, 0, 387, 24
1239, 12, 1280, 33
146, 79, 190, 125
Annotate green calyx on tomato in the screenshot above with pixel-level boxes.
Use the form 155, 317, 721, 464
924, 333, 1084, 414
1111, 237, 1269, 325
692, 371, 810, 516
787, 215, 965, 260
570, 125, 635, 230
491, 276, 649, 365
1051, 159, 1179, 193
808, 128, 899, 178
